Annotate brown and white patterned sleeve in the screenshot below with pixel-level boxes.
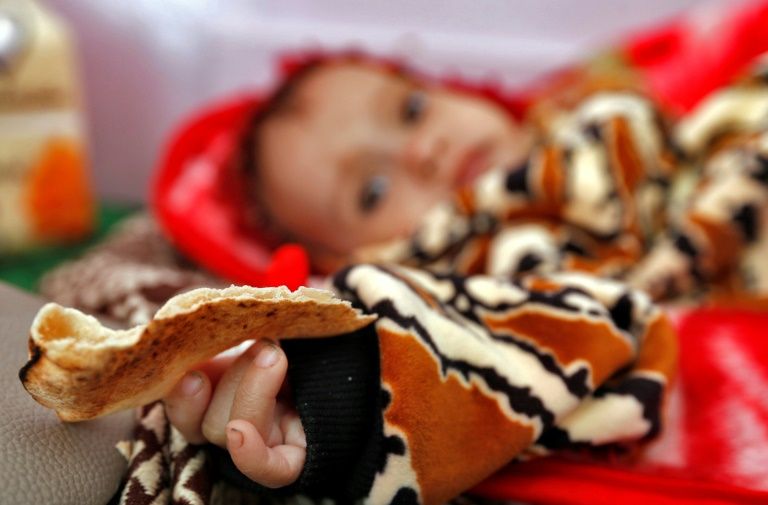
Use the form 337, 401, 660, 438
267, 264, 676, 505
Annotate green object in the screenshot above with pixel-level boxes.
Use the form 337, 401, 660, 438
0, 203, 139, 293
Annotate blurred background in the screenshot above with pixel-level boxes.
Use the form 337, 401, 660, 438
3, 4, 768, 504
46, 0, 737, 203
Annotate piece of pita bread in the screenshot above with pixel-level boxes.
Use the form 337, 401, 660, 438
20, 285, 376, 422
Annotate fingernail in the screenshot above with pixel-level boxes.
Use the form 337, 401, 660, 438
255, 342, 280, 368
227, 427, 244, 449
180, 372, 203, 397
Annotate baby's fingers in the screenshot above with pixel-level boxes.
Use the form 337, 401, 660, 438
226, 420, 306, 489
230, 340, 287, 439
202, 342, 262, 445
164, 371, 212, 444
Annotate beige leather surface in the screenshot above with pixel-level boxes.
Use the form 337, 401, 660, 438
0, 282, 135, 505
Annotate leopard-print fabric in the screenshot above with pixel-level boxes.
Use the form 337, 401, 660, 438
331, 265, 675, 505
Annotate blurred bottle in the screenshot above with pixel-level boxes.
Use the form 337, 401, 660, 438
0, 0, 93, 253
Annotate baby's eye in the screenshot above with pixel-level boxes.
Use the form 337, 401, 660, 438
359, 174, 390, 214
401, 90, 427, 124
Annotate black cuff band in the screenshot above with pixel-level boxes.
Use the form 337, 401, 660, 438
213, 324, 381, 501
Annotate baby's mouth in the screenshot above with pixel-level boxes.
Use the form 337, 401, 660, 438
453, 143, 492, 189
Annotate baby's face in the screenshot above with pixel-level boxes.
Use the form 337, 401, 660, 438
254, 61, 529, 266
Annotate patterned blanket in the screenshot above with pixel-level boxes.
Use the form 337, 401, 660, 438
43, 55, 768, 504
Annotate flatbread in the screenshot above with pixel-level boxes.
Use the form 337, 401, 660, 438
19, 285, 377, 421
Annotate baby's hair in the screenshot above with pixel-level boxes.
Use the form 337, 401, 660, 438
241, 52, 414, 181
241, 60, 323, 179
239, 60, 325, 248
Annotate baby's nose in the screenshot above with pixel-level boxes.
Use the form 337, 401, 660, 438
402, 131, 445, 179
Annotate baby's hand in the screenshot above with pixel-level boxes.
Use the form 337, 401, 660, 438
163, 340, 306, 488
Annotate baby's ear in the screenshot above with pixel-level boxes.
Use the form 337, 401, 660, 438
264, 244, 310, 289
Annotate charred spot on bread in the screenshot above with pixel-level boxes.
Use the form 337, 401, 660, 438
18, 344, 42, 384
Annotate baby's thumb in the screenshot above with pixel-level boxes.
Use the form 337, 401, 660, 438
226, 419, 305, 488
